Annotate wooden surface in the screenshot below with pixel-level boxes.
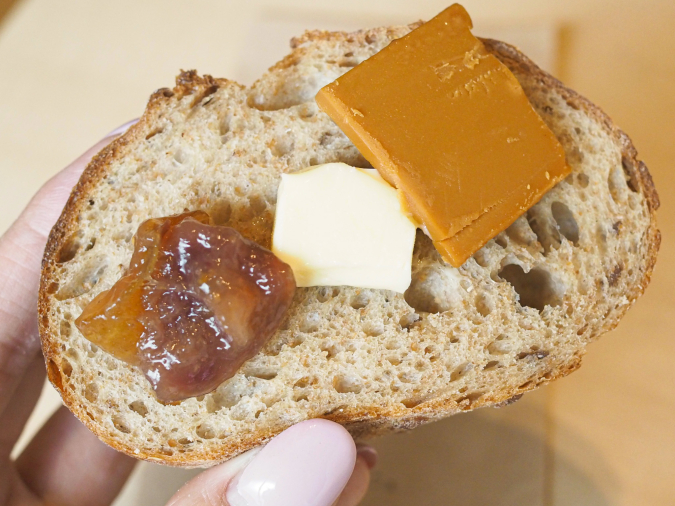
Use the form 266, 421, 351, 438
1, 1, 673, 505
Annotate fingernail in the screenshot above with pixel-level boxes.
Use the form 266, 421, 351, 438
356, 444, 378, 469
226, 419, 356, 506
105, 118, 139, 138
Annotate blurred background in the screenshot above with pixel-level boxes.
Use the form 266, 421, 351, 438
1, 0, 673, 504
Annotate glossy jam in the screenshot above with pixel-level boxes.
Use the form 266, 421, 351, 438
75, 211, 296, 402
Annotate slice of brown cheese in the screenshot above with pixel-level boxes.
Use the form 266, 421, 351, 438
315, 3, 570, 267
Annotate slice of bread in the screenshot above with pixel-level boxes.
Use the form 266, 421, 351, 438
39, 24, 659, 467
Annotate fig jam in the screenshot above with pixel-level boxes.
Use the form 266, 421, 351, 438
75, 211, 296, 402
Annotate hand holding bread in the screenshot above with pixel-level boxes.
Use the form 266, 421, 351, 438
38, 16, 659, 467
0, 127, 374, 506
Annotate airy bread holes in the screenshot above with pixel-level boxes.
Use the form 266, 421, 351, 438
402, 397, 424, 408
577, 172, 590, 188
87, 342, 99, 358
338, 57, 358, 67
363, 321, 384, 336
61, 358, 73, 378
270, 136, 294, 157
487, 334, 511, 355
234, 180, 251, 196
145, 127, 164, 140
84, 383, 98, 402
65, 346, 78, 361
293, 376, 315, 388
196, 424, 216, 439
527, 205, 560, 253
207, 390, 238, 413
129, 400, 149, 417
59, 320, 70, 338
399, 312, 420, 330
398, 370, 419, 384
285, 334, 304, 349
219, 113, 232, 137
321, 342, 341, 359
621, 155, 639, 192
173, 148, 189, 165
190, 84, 218, 108
112, 415, 131, 434
319, 132, 335, 146
47, 360, 63, 391
316, 286, 336, 302
498, 264, 564, 311
405, 264, 464, 313
551, 202, 579, 245
248, 195, 268, 216
517, 350, 550, 360
506, 216, 538, 247
333, 374, 362, 393
55, 260, 108, 301
483, 360, 500, 370
458, 391, 484, 404
350, 292, 370, 309
209, 201, 232, 225
300, 312, 321, 333
385, 337, 403, 350
243, 367, 278, 381
608, 165, 629, 203
475, 293, 493, 316
472, 249, 489, 267
386, 355, 401, 366
247, 74, 323, 111
56, 234, 81, 263
449, 362, 473, 381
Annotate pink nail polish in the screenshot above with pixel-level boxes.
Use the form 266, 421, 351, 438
226, 419, 356, 506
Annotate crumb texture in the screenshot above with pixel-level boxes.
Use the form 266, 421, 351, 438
39, 28, 658, 467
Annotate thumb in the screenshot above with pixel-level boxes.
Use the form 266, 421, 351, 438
17, 118, 138, 240
166, 419, 359, 506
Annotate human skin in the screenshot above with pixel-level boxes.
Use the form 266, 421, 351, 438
0, 122, 375, 506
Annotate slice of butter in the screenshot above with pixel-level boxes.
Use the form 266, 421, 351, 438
272, 163, 417, 293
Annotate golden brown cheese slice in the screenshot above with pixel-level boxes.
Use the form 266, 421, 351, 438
315, 3, 570, 266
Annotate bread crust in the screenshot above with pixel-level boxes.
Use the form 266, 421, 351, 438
38, 28, 659, 467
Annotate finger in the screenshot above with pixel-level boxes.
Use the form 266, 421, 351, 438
166, 449, 261, 506
168, 419, 356, 506
0, 353, 45, 457
355, 443, 378, 469
20, 118, 138, 240
333, 445, 377, 506
334, 456, 371, 506
15, 406, 136, 506
0, 120, 136, 415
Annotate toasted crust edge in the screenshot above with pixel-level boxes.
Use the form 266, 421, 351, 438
37, 31, 660, 467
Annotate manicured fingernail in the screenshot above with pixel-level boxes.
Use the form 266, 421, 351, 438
356, 444, 378, 469
105, 118, 139, 138
226, 419, 356, 506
